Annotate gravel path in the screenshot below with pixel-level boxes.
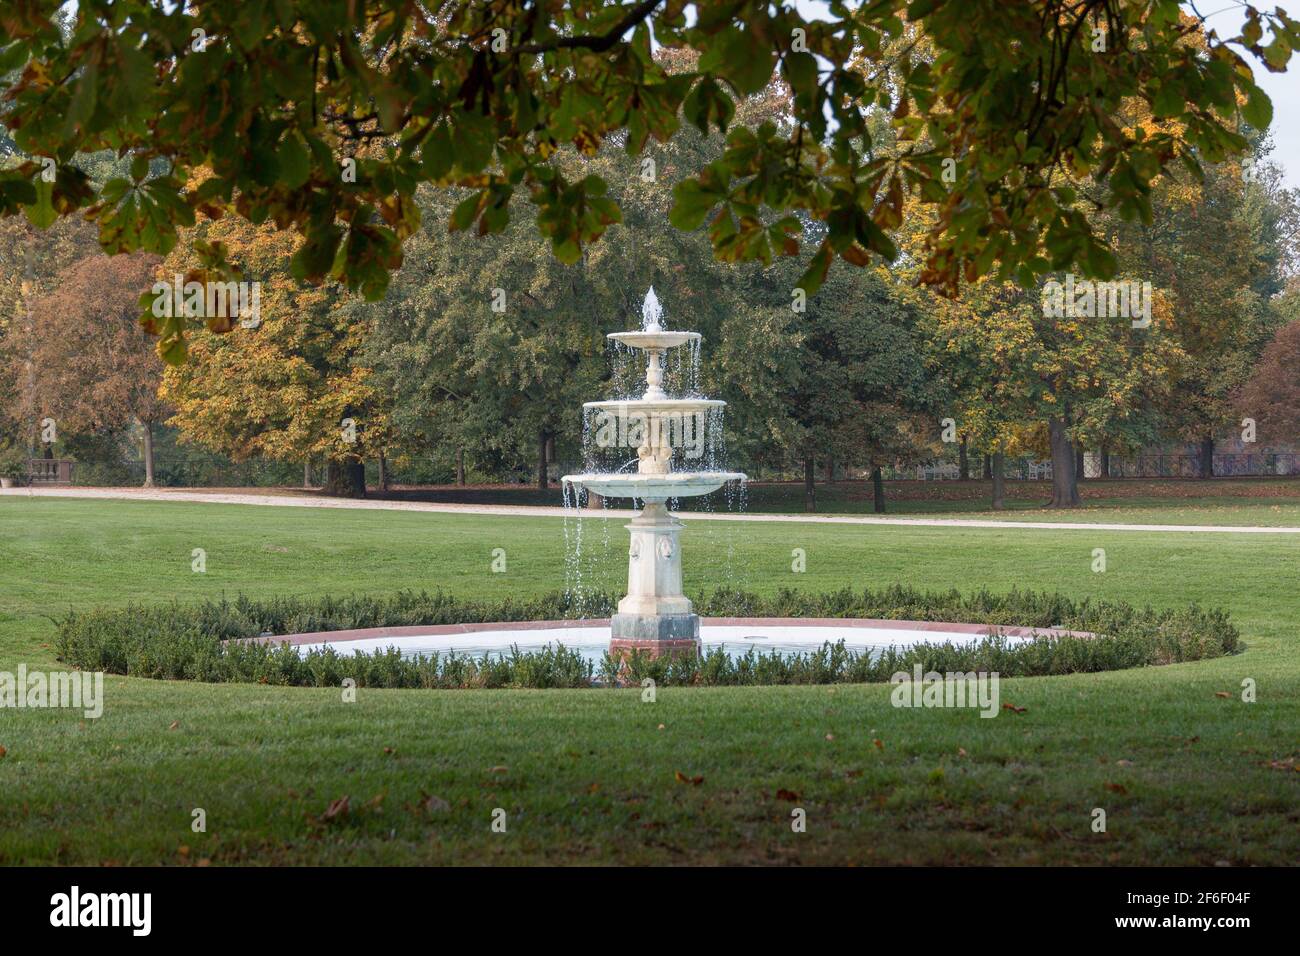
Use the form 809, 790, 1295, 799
6, 485, 1299, 533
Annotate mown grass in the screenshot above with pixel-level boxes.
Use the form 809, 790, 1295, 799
0, 496, 1297, 865
351, 476, 1300, 524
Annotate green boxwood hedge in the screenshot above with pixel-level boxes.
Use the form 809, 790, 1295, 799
53, 586, 1239, 689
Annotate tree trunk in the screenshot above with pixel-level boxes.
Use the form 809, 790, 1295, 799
1100, 448, 1111, 479
825, 457, 834, 482
982, 454, 992, 480
325, 459, 366, 498
347, 460, 366, 497
456, 447, 465, 485
304, 460, 312, 489
1047, 419, 1080, 507
803, 456, 815, 513
536, 430, 549, 490
991, 451, 1005, 510
958, 436, 969, 480
1199, 435, 1214, 478
141, 420, 156, 488
1075, 443, 1086, 481
871, 467, 885, 513
378, 451, 389, 492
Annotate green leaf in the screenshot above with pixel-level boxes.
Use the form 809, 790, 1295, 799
669, 179, 719, 231
449, 191, 485, 232
700, 30, 775, 96
23, 178, 56, 228
278, 132, 311, 189
450, 111, 495, 173
907, 0, 947, 18
797, 242, 834, 295
1151, 83, 1184, 119
0, 41, 29, 73
421, 124, 453, 180
1241, 83, 1273, 130
782, 52, 818, 96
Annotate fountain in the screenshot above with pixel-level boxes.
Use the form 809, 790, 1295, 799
270, 288, 1072, 673
563, 288, 745, 659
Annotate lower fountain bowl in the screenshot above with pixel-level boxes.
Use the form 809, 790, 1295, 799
561, 471, 746, 499
271, 619, 1093, 669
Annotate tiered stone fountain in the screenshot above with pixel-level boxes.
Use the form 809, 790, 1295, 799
563, 289, 745, 659
275, 298, 1065, 668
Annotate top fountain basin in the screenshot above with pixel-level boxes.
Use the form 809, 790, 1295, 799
609, 330, 700, 351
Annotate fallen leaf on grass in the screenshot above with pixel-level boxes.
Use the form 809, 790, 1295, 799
674, 771, 704, 786
320, 796, 350, 823
0, 745, 7, 759
1002, 703, 1027, 714
775, 788, 801, 801
957, 747, 968, 757
487, 765, 508, 774
1116, 759, 1133, 767
1214, 691, 1232, 699
873, 739, 884, 750
177, 845, 190, 858
168, 721, 179, 730
825, 733, 835, 741
424, 795, 450, 813
1103, 782, 1128, 795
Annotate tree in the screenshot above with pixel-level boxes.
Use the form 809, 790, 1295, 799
923, 281, 1037, 510
158, 213, 384, 496
0, 214, 99, 454
922, 275, 1182, 507
356, 65, 810, 489
1, 2, 1294, 360
1237, 320, 1300, 445
1104, 147, 1280, 478
5, 252, 165, 480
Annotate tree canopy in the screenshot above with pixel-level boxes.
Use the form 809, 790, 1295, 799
1, 1, 1296, 360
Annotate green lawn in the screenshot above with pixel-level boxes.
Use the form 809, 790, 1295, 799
0, 496, 1297, 864
358, 476, 1300, 525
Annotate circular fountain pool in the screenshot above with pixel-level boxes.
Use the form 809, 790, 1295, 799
277, 618, 1084, 665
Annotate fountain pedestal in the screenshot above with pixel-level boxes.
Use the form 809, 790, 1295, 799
608, 500, 700, 659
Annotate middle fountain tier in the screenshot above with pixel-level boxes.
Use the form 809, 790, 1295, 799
562, 290, 745, 659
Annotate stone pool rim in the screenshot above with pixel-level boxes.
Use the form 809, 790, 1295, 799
241, 617, 1095, 647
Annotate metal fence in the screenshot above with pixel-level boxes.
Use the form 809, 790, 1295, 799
50, 451, 1300, 488
1106, 454, 1299, 478
890, 453, 1299, 481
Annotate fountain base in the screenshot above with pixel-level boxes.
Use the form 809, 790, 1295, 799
609, 611, 700, 660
